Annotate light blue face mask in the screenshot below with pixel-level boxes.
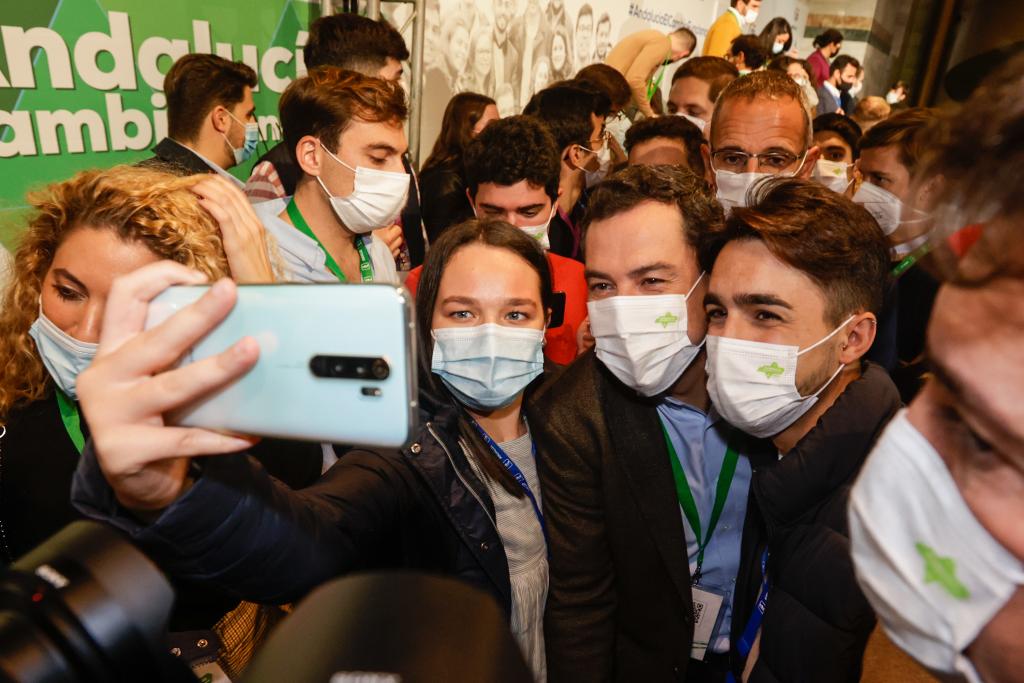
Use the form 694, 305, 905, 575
431, 323, 545, 412
224, 111, 259, 165
28, 309, 98, 400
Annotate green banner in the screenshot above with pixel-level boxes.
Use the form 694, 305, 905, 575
0, 0, 320, 247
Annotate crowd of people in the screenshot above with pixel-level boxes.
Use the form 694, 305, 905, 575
0, 6, 1021, 683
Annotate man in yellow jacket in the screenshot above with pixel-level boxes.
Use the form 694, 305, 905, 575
605, 28, 696, 119
703, 0, 761, 58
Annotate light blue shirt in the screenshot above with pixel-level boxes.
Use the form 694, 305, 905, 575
657, 397, 752, 654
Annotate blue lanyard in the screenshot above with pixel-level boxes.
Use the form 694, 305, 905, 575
726, 549, 770, 682
472, 421, 548, 545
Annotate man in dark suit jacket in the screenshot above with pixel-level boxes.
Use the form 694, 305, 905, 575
529, 165, 773, 682
139, 53, 258, 181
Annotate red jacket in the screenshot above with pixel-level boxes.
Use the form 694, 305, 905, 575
807, 49, 830, 89
404, 251, 587, 365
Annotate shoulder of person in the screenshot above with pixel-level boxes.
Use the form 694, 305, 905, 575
528, 351, 603, 417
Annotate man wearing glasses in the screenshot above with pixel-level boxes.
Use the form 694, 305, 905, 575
524, 83, 613, 262
700, 71, 821, 213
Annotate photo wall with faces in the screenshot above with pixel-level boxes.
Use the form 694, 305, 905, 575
414, 0, 722, 160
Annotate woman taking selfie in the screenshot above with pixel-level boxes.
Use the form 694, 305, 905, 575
0, 165, 322, 675
71, 219, 555, 679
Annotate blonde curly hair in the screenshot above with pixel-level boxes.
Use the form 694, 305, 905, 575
0, 165, 232, 424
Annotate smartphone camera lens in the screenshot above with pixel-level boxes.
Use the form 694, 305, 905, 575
331, 361, 345, 377
371, 358, 390, 380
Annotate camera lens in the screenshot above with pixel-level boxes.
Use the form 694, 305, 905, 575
331, 362, 345, 377
371, 359, 390, 380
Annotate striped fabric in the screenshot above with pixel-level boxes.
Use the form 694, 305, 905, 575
245, 160, 287, 204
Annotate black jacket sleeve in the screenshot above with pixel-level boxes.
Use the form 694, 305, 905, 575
71, 444, 414, 605
418, 165, 474, 242
530, 366, 618, 683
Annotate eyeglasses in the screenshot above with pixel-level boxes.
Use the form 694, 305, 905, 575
711, 149, 805, 174
579, 129, 611, 154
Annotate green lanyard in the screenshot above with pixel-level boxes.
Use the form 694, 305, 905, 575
285, 199, 374, 282
55, 389, 84, 455
662, 424, 740, 585
891, 241, 933, 279
646, 50, 673, 102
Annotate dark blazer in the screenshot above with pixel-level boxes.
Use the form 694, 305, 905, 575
71, 406, 516, 613
528, 353, 774, 682
733, 363, 900, 683
252, 143, 427, 266
816, 85, 841, 115
138, 137, 217, 176
418, 158, 474, 242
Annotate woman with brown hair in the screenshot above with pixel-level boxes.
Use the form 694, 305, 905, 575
71, 219, 557, 680
420, 92, 499, 241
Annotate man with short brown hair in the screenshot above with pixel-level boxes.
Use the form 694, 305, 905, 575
140, 53, 258, 182
700, 176, 895, 682
532, 165, 770, 682
703, 70, 820, 212
251, 67, 408, 286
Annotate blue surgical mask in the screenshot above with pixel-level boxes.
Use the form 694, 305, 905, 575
224, 111, 259, 165
431, 323, 545, 411
28, 309, 98, 400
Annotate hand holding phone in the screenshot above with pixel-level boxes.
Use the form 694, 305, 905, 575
77, 263, 260, 513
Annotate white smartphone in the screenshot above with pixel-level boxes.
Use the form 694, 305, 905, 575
144, 283, 418, 449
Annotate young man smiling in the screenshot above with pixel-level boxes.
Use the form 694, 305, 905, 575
699, 177, 896, 682
531, 165, 774, 682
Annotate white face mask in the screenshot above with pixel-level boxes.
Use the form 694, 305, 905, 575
316, 142, 410, 234
886, 90, 901, 105
852, 181, 928, 237
583, 143, 612, 188
472, 203, 556, 251
518, 205, 557, 251
431, 323, 545, 411
813, 159, 852, 193
849, 409, 1024, 683
714, 151, 806, 213
28, 308, 98, 400
587, 274, 706, 397
705, 315, 854, 438
676, 112, 707, 133
772, 41, 784, 55
744, 8, 759, 24
714, 170, 772, 213
605, 112, 631, 150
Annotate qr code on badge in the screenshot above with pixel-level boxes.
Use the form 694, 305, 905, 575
693, 601, 705, 624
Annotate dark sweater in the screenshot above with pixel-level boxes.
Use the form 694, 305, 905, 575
733, 363, 901, 683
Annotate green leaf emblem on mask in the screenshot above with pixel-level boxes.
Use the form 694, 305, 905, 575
757, 361, 785, 379
200, 676, 213, 683
655, 312, 679, 328
916, 542, 970, 600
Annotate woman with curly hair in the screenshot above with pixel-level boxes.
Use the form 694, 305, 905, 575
0, 164, 324, 676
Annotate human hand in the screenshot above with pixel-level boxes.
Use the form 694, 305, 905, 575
77, 261, 260, 513
374, 224, 405, 259
191, 175, 276, 283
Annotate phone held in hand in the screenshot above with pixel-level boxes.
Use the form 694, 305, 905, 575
145, 283, 418, 449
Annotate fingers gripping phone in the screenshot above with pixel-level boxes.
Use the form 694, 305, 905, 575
145, 283, 418, 449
